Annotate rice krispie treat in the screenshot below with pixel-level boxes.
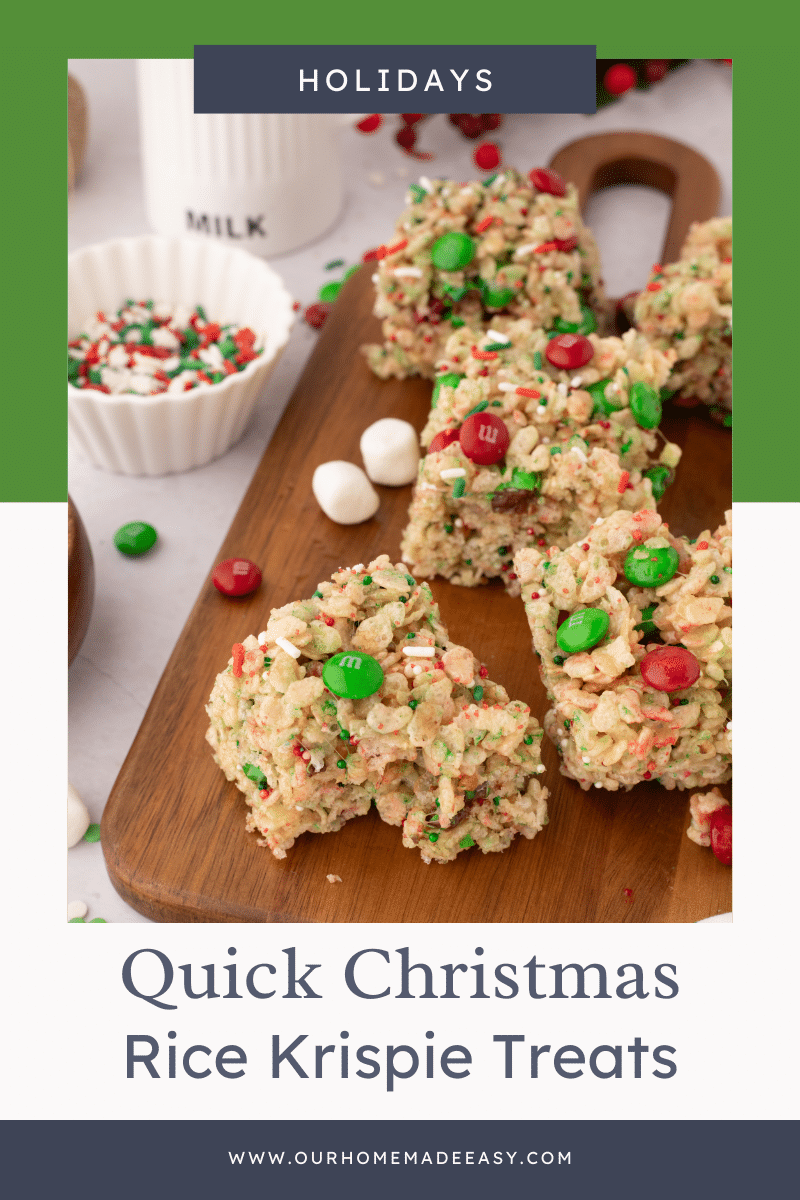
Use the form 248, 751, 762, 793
400, 320, 681, 596
634, 217, 732, 415
206, 555, 548, 862
513, 508, 732, 791
363, 167, 608, 380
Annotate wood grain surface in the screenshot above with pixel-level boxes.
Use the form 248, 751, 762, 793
68, 495, 95, 665
549, 132, 721, 266
101, 266, 732, 923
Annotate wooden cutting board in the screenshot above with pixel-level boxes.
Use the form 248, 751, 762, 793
101, 267, 731, 923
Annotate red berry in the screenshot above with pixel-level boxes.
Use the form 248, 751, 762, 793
428, 428, 461, 455
396, 125, 417, 152
645, 59, 669, 83
458, 115, 483, 139
356, 114, 382, 133
401, 113, 424, 125
213, 558, 262, 597
528, 168, 566, 197
709, 807, 732, 866
554, 235, 578, 252
474, 141, 501, 171
304, 302, 333, 330
640, 646, 701, 693
545, 333, 594, 370
480, 113, 502, 131
459, 411, 509, 465
604, 63, 637, 96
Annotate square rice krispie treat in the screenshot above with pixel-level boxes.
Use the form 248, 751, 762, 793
363, 166, 608, 380
400, 319, 681, 596
634, 217, 732, 417
206, 555, 548, 861
513, 509, 732, 791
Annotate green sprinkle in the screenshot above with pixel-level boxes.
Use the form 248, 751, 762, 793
484, 342, 509, 352
523, 735, 534, 745
465, 790, 476, 800
620, 440, 632, 455
472, 685, 484, 701
362, 575, 372, 585
325, 258, 345, 270
339, 729, 349, 740
452, 478, 466, 499
493, 797, 500, 806
550, 446, 562, 455
408, 183, 426, 203
336, 759, 347, 769
533, 351, 542, 369
84, 824, 101, 843
723, 567, 732, 574
318, 281, 341, 303
497, 545, 508, 555
464, 559, 472, 565
405, 575, 416, 587
263, 656, 272, 668
464, 400, 489, 417
88, 368, 102, 385
491, 400, 503, 406
313, 590, 323, 598
408, 699, 418, 710
444, 524, 454, 534
723, 413, 732, 428
428, 832, 440, 843
553, 655, 565, 666
459, 835, 476, 849
450, 317, 466, 328
196, 304, 208, 321
710, 575, 720, 584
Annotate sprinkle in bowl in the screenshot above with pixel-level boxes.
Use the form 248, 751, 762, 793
68, 235, 294, 475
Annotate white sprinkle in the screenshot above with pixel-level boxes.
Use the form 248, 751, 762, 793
440, 467, 466, 480
67, 900, 88, 920
709, 640, 724, 654
594, 517, 604, 525
276, 636, 301, 660
326, 874, 343, 884
541, 437, 550, 444
536, 405, 547, 415
571, 446, 588, 463
295, 805, 303, 811
557, 382, 568, 396
403, 646, 436, 657
413, 665, 423, 675
350, 563, 365, 572
726, 721, 732, 730
262, 670, 270, 680
582, 757, 591, 765
418, 176, 432, 191
394, 266, 423, 278
497, 381, 516, 392
455, 518, 464, 527
571, 375, 583, 388
371, 273, 379, 284
594, 782, 603, 788
514, 242, 538, 258
485, 332, 511, 347
419, 482, 438, 491
258, 631, 269, 643
536, 764, 546, 774
561, 739, 568, 748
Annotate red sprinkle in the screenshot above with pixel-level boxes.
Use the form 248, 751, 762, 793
385, 239, 408, 256
623, 888, 634, 902
534, 241, 558, 254
356, 114, 382, 133
472, 347, 498, 360
646, 282, 662, 292
697, 540, 709, 550
231, 643, 245, 678
515, 387, 541, 399
304, 302, 333, 330
479, 665, 488, 678
475, 215, 496, 234
617, 471, 630, 494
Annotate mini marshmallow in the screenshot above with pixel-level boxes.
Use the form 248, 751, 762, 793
68, 900, 88, 920
312, 461, 380, 524
359, 418, 420, 487
67, 782, 90, 848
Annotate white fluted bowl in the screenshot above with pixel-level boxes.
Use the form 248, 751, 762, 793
68, 235, 294, 475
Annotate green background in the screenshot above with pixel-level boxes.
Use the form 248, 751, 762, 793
10, 4, 787, 500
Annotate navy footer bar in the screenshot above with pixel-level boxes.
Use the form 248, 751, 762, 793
3, 1120, 795, 1197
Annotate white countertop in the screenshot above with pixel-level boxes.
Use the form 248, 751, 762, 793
67, 58, 732, 922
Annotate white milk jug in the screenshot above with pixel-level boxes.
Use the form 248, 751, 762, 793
137, 59, 353, 257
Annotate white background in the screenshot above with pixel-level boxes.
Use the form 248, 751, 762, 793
8, 57, 793, 1122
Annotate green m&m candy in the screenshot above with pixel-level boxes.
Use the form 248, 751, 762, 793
586, 379, 623, 417
629, 381, 662, 429
556, 607, 610, 654
432, 372, 464, 407
479, 278, 516, 308
643, 465, 673, 501
624, 545, 679, 587
322, 651, 384, 699
634, 603, 658, 636
553, 305, 597, 336
431, 231, 475, 271
318, 281, 342, 303
114, 521, 157, 556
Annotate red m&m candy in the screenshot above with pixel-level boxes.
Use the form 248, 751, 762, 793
545, 333, 594, 370
213, 558, 262, 597
640, 646, 700, 693
428, 427, 461, 455
554, 235, 578, 252
709, 807, 732, 866
528, 167, 566, 197
459, 411, 510, 465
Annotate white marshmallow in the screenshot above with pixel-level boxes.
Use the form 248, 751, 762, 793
68, 900, 88, 920
67, 782, 90, 848
312, 461, 380, 525
359, 418, 420, 486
